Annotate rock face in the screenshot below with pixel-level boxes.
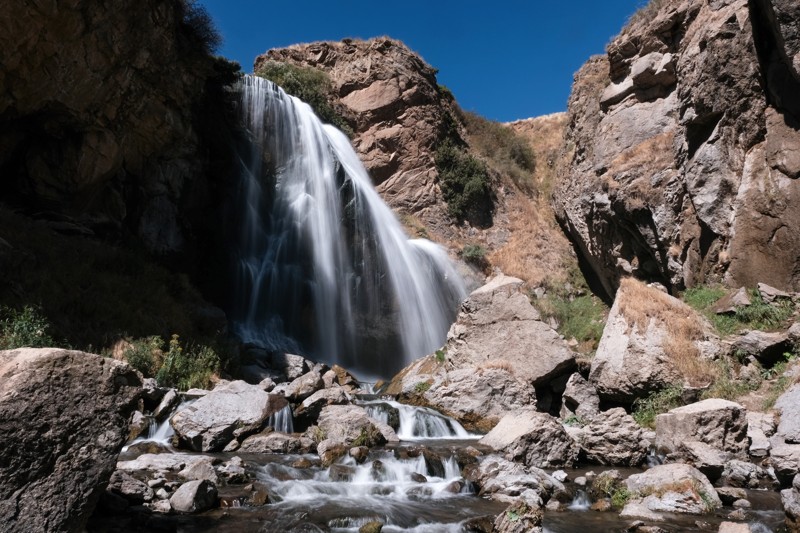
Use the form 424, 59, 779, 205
574, 408, 648, 466
589, 278, 719, 403
0, 0, 237, 256
655, 399, 749, 459
170, 380, 289, 452
479, 409, 578, 468
386, 275, 575, 431
258, 38, 451, 219
623, 463, 721, 515
0, 348, 141, 532
554, 0, 800, 296
775, 384, 800, 443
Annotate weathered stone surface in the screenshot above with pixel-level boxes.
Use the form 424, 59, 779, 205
106, 471, 154, 504
561, 373, 601, 421
387, 276, 573, 432
493, 499, 544, 533
555, 0, 800, 295
0, 348, 141, 532
117, 453, 215, 474
238, 431, 314, 454
170, 380, 288, 452
747, 411, 776, 457
314, 405, 386, 447
732, 330, 792, 366
590, 279, 720, 403
716, 487, 747, 506
624, 463, 721, 515
294, 387, 353, 425
770, 436, 800, 483
717, 522, 752, 533
479, 409, 578, 468
178, 456, 218, 484
720, 459, 777, 489
713, 287, 752, 314
169, 479, 217, 514
775, 384, 800, 444
464, 456, 564, 505
317, 439, 348, 467
283, 370, 325, 402
655, 399, 749, 460
575, 408, 647, 466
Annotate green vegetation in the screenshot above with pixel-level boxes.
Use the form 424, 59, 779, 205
461, 110, 536, 192
414, 381, 432, 394
122, 334, 220, 391
632, 384, 683, 428
256, 60, 353, 136
434, 139, 493, 224
684, 286, 794, 336
762, 349, 799, 409
461, 243, 488, 269
534, 293, 607, 353
702, 358, 760, 401
0, 306, 56, 350
611, 487, 631, 509
563, 415, 585, 427
434, 349, 446, 363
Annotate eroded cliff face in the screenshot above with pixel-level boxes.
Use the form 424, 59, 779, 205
554, 0, 800, 299
0, 0, 238, 257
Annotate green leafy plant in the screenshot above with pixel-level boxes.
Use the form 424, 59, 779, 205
413, 381, 432, 394
684, 286, 794, 336
123, 336, 164, 377
155, 334, 220, 390
563, 415, 585, 427
435, 139, 493, 224
256, 60, 352, 136
461, 244, 488, 269
434, 349, 446, 363
0, 306, 56, 350
506, 510, 520, 522
611, 487, 631, 509
632, 385, 684, 428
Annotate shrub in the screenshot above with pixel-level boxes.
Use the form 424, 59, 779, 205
155, 335, 220, 390
611, 487, 631, 509
461, 244, 488, 269
123, 336, 164, 377
632, 384, 683, 428
533, 294, 607, 353
179, 0, 222, 53
413, 381, 432, 394
0, 306, 55, 350
256, 60, 353, 136
434, 349, 446, 363
435, 140, 493, 224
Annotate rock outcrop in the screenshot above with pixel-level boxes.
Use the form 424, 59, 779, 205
0, 348, 141, 532
555, 0, 800, 297
655, 399, 749, 460
623, 463, 721, 516
385, 275, 575, 431
479, 409, 578, 468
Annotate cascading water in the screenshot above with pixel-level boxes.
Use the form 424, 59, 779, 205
231, 75, 466, 377
362, 400, 471, 440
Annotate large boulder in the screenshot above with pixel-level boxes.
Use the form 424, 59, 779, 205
170, 380, 289, 452
478, 409, 578, 468
554, 0, 800, 296
775, 384, 800, 444
312, 405, 387, 448
387, 276, 573, 431
574, 408, 648, 466
589, 278, 720, 403
655, 399, 749, 460
623, 463, 721, 515
0, 348, 141, 532
464, 456, 565, 505
782, 474, 800, 532
561, 373, 601, 421
169, 479, 217, 514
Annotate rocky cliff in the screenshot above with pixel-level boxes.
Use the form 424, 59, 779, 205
0, 0, 239, 258
554, 0, 800, 299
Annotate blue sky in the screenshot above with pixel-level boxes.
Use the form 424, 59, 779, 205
201, 1, 645, 122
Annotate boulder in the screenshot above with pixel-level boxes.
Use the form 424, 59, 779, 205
117, 453, 216, 475
575, 408, 647, 466
170, 380, 288, 452
655, 399, 748, 459
0, 348, 141, 532
770, 436, 800, 484
624, 464, 721, 515
776, 385, 800, 444
283, 370, 325, 402
590, 279, 720, 403
106, 471, 154, 504
782, 474, 800, 531
464, 456, 565, 505
747, 412, 776, 458
153, 389, 179, 420
561, 373, 601, 421
720, 459, 777, 489
713, 288, 752, 314
239, 431, 314, 454
479, 409, 578, 468
313, 405, 387, 448
169, 479, 217, 513
317, 439, 348, 467
294, 387, 352, 425
716, 487, 747, 506
492, 499, 543, 533
732, 330, 792, 366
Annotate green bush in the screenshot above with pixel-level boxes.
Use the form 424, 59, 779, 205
179, 0, 222, 53
461, 244, 488, 268
155, 335, 220, 390
684, 286, 794, 336
533, 294, 607, 353
632, 385, 683, 428
256, 60, 352, 136
123, 336, 163, 377
435, 140, 493, 223
0, 306, 55, 350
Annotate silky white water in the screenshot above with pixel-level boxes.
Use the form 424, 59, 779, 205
231, 75, 465, 377
362, 400, 472, 440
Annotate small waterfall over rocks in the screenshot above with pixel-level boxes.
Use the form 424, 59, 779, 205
231, 75, 465, 378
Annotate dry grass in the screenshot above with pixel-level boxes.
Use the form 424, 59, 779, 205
507, 113, 568, 199
620, 0, 672, 35
609, 131, 675, 175
479, 359, 515, 374
618, 278, 715, 385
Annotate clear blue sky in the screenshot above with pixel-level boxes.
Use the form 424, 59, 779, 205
201, 1, 644, 122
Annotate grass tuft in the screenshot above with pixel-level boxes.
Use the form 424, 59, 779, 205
632, 384, 683, 428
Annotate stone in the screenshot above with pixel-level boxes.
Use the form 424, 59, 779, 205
169, 480, 217, 513
479, 409, 578, 468
153, 389, 179, 420
747, 412, 776, 457
783, 476, 800, 531
576, 407, 647, 466
283, 370, 325, 402
317, 439, 348, 467
590, 279, 720, 403
107, 471, 154, 504
492, 499, 543, 533
732, 330, 792, 366
465, 456, 564, 505
758, 282, 793, 303
732, 499, 751, 509
776, 385, 800, 444
117, 453, 217, 474
655, 399, 748, 459
150, 499, 172, 514
349, 446, 370, 463
178, 456, 218, 484
716, 487, 747, 506
294, 387, 352, 425
561, 373, 601, 421
719, 459, 777, 489
624, 464, 721, 515
314, 405, 387, 447
680, 441, 727, 482
128, 410, 149, 441
217, 457, 248, 484
170, 380, 288, 452
552, 470, 569, 483
769, 437, 800, 483
239, 431, 313, 454
0, 348, 141, 532
718, 523, 753, 533
619, 502, 665, 521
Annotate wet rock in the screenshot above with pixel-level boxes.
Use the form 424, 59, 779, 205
359, 522, 383, 533
575, 407, 647, 466
217, 456, 248, 484
349, 446, 370, 464
292, 457, 313, 469
128, 410, 149, 441
492, 499, 543, 533
716, 487, 747, 506
239, 431, 313, 454
591, 499, 613, 512
462, 515, 494, 532
479, 409, 578, 468
294, 387, 353, 425
732, 499, 750, 509
250, 482, 270, 506
153, 389, 179, 420
317, 439, 348, 467
655, 399, 748, 460
410, 473, 427, 483
169, 479, 217, 513
0, 348, 141, 532
624, 463, 721, 515
466, 456, 564, 505
329, 464, 355, 482
315, 405, 387, 447
619, 502, 665, 522
170, 380, 289, 452
178, 456, 218, 484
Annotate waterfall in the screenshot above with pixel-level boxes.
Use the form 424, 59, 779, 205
231, 75, 465, 377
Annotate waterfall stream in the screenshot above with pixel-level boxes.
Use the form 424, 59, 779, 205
231, 75, 465, 378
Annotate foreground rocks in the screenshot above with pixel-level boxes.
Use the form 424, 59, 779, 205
479, 409, 578, 468
623, 464, 721, 516
0, 348, 141, 532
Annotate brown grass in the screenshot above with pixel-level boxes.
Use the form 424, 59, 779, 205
618, 278, 715, 385
478, 359, 515, 374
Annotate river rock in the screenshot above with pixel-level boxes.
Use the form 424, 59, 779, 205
479, 409, 578, 468
317, 439, 348, 467
770, 436, 800, 484
169, 479, 218, 513
624, 463, 721, 515
293, 387, 353, 425
782, 474, 800, 531
575, 407, 647, 466
465, 456, 564, 505
719, 459, 777, 489
492, 499, 544, 533
561, 373, 601, 421
106, 471, 154, 504
170, 380, 288, 452
313, 405, 387, 447
716, 487, 747, 506
590, 279, 721, 403
718, 523, 755, 533
239, 431, 314, 454
283, 370, 325, 402
747, 411, 776, 458
655, 399, 748, 459
153, 389, 179, 420
117, 453, 216, 475
0, 348, 141, 532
